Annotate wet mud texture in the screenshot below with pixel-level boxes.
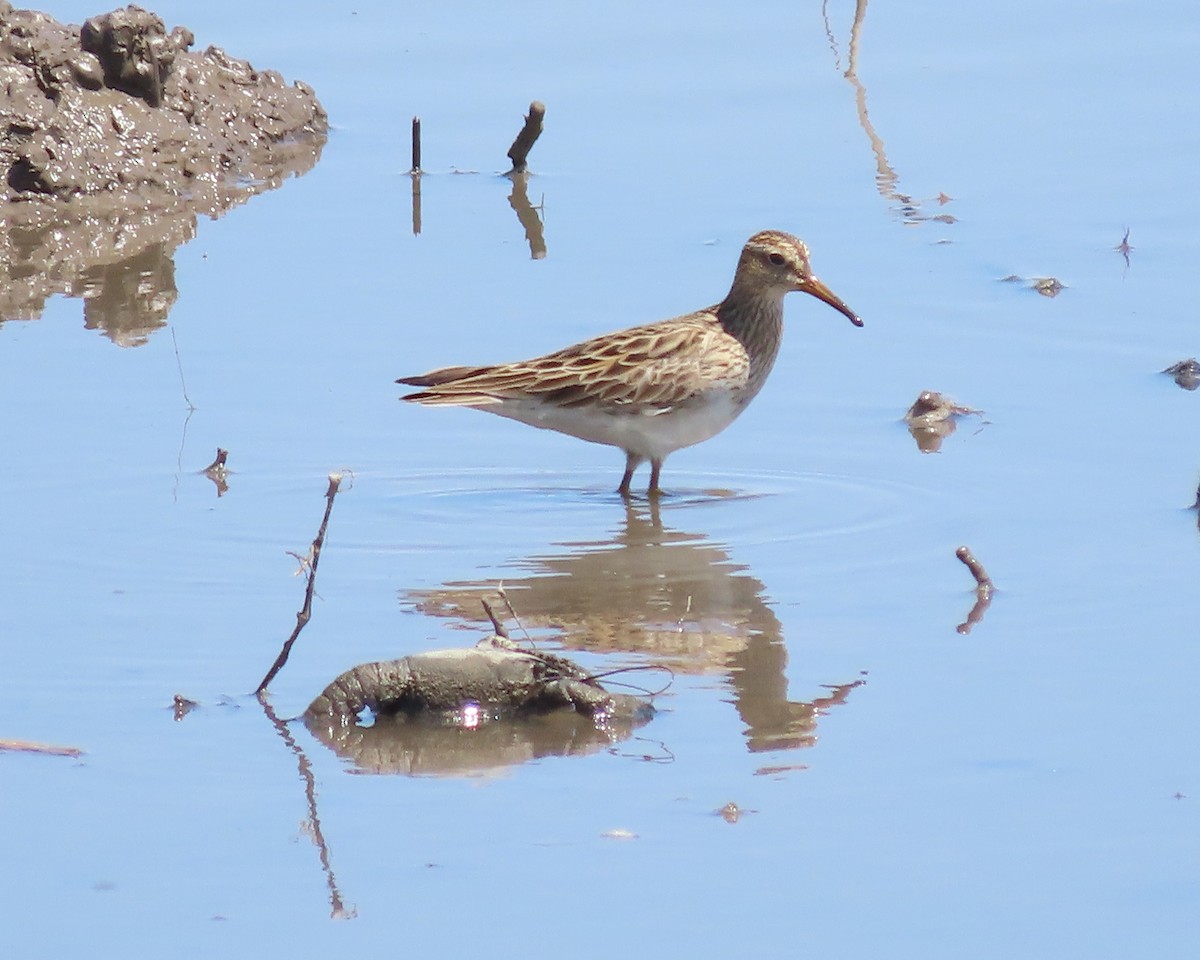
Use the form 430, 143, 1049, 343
0, 4, 327, 342
303, 639, 655, 776
305, 640, 654, 725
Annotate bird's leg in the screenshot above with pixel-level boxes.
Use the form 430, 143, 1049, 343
647, 458, 664, 497
619, 452, 644, 496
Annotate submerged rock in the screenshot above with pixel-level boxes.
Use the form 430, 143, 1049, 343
0, 3, 327, 337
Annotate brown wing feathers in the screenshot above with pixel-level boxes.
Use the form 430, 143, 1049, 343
397, 313, 747, 410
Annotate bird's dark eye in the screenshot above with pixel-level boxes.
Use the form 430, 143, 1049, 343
768, 252, 786, 266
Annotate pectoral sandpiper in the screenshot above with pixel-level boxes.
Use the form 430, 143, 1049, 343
398, 230, 862, 495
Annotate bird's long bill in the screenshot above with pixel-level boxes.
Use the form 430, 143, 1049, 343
804, 276, 864, 327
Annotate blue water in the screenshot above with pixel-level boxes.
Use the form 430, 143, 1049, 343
2, 0, 1197, 956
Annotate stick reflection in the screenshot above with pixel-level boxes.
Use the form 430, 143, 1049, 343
825, 0, 956, 226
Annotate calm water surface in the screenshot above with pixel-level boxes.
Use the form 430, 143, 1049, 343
2, 0, 1197, 956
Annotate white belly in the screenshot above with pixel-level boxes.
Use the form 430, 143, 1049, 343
491, 391, 746, 460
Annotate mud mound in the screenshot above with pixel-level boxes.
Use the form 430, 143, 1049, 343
0, 3, 328, 342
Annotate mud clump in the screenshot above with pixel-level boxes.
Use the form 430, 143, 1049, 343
0, 3, 328, 341
305, 638, 655, 726
302, 638, 656, 777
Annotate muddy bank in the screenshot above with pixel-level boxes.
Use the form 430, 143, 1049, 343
0, 3, 327, 341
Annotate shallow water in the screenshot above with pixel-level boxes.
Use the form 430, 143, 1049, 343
2, 0, 1198, 955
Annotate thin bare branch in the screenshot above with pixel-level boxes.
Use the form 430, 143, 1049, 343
255, 474, 344, 695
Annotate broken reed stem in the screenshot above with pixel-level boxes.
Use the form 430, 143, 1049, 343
955, 545, 994, 635
410, 116, 421, 174
506, 100, 545, 173
255, 474, 343, 695
202, 448, 227, 472
480, 598, 509, 639
955, 545, 994, 594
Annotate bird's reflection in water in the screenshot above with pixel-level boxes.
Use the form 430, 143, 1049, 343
405, 498, 862, 755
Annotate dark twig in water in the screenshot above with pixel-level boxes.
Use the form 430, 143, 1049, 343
409, 116, 422, 235
255, 473, 344, 695
956, 546, 993, 588
170, 326, 196, 502
0, 738, 83, 757
820, 0, 842, 71
171, 326, 195, 412
1115, 227, 1133, 269
583, 663, 674, 699
955, 545, 994, 635
410, 116, 422, 175
623, 736, 675, 764
506, 100, 545, 174
258, 696, 356, 920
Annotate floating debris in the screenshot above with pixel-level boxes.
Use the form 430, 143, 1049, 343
1162, 359, 1200, 392
1031, 277, 1065, 298
998, 275, 1066, 297
716, 801, 759, 823
201, 448, 230, 497
1115, 227, 1134, 268
0, 738, 84, 757
904, 390, 986, 453
172, 694, 198, 721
